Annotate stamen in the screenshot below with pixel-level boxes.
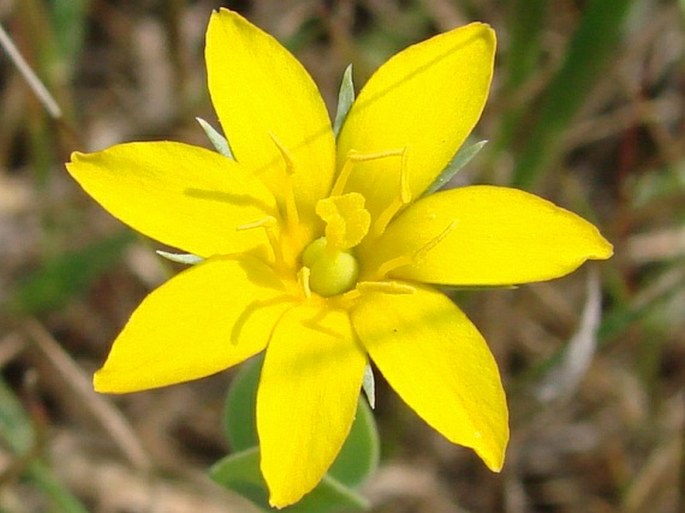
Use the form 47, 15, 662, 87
330, 151, 357, 197
399, 149, 411, 204
372, 196, 404, 238
230, 295, 293, 345
338, 279, 415, 308
372, 147, 411, 237
357, 281, 416, 295
269, 133, 300, 233
340, 288, 362, 303
414, 220, 457, 261
375, 220, 458, 278
331, 147, 407, 198
375, 254, 414, 279
237, 216, 285, 269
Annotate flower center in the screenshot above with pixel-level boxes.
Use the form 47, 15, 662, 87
300, 192, 371, 297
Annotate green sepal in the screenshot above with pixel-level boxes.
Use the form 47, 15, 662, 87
223, 355, 380, 488
333, 64, 355, 138
196, 117, 234, 159
423, 139, 488, 196
155, 250, 204, 265
210, 447, 368, 513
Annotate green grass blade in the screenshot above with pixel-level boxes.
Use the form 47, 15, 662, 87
512, 0, 636, 188
491, 0, 547, 157
50, 0, 90, 66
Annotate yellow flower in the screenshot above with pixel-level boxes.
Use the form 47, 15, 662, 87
66, 8, 612, 508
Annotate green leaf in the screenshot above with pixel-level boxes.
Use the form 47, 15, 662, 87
210, 447, 368, 513
328, 399, 379, 488
333, 65, 355, 138
7, 231, 132, 314
423, 140, 487, 196
197, 117, 234, 159
223, 355, 262, 451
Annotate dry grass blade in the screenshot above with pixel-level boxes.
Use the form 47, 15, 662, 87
52, 429, 257, 513
0, 332, 26, 368
536, 268, 603, 402
0, 22, 62, 118
22, 319, 151, 472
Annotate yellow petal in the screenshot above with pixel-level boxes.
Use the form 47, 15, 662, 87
257, 305, 366, 507
206, 9, 335, 228
362, 186, 614, 285
337, 23, 495, 222
94, 257, 293, 393
352, 285, 508, 471
66, 142, 277, 259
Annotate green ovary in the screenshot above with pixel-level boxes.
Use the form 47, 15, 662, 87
302, 237, 359, 297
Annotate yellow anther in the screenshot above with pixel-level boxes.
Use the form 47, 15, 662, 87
268, 132, 300, 233
236, 216, 285, 269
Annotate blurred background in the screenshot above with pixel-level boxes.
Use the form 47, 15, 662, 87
1, 0, 684, 512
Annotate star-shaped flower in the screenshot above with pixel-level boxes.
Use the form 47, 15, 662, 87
66, 8, 612, 508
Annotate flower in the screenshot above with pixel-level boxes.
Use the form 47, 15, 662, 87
66, 8, 613, 508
